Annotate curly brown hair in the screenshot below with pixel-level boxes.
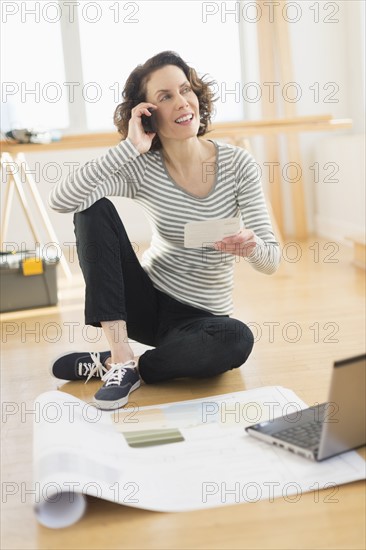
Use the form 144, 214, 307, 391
113, 50, 217, 151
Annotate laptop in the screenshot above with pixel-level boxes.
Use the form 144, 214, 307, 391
245, 354, 366, 461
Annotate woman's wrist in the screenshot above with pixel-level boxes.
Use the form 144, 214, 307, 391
124, 137, 143, 155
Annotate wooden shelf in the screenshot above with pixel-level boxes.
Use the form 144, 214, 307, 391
0, 114, 352, 153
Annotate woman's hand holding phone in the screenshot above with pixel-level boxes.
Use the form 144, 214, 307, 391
127, 103, 157, 154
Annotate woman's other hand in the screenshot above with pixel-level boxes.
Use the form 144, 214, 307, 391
214, 229, 257, 258
127, 103, 157, 154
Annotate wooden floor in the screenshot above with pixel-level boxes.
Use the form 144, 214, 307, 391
1, 237, 365, 550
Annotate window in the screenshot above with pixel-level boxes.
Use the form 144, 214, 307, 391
1, 1, 244, 134
1, 1, 68, 132
77, 0, 244, 130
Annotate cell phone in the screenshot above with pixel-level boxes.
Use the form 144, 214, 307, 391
141, 107, 157, 133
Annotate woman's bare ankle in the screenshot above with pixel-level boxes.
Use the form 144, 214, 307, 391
108, 353, 133, 364
105, 352, 141, 369
100, 320, 135, 368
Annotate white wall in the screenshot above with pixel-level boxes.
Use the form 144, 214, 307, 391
314, 133, 365, 241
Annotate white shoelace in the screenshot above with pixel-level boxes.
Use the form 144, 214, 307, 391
101, 360, 137, 387
78, 351, 108, 384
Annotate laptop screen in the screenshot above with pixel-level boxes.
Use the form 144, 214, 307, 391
318, 354, 366, 460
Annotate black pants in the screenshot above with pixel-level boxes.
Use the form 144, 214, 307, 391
74, 198, 254, 384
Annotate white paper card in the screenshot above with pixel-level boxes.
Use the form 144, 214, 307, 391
184, 217, 240, 248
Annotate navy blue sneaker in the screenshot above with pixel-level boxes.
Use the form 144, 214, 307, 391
50, 351, 110, 383
93, 360, 140, 410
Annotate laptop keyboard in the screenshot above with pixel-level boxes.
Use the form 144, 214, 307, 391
275, 421, 323, 449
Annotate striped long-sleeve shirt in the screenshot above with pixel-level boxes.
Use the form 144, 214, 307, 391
49, 138, 280, 315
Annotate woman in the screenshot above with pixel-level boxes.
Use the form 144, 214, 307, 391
49, 50, 280, 410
